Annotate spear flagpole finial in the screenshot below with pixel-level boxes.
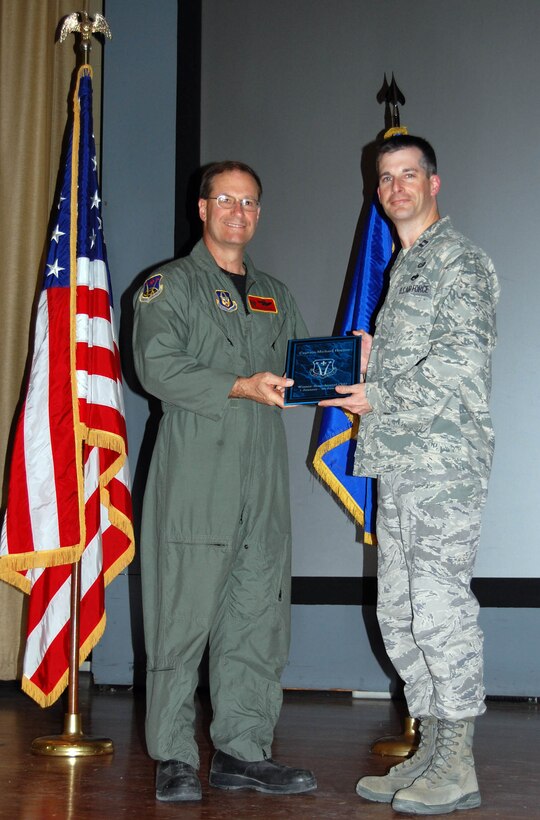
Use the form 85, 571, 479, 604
387, 73, 405, 128
58, 11, 112, 66
377, 73, 408, 138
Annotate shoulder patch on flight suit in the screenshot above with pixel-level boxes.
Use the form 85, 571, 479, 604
139, 273, 164, 302
215, 289, 238, 312
247, 294, 278, 313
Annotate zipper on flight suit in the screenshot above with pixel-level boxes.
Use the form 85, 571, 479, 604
241, 281, 260, 511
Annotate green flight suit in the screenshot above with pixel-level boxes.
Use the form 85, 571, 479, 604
133, 239, 308, 769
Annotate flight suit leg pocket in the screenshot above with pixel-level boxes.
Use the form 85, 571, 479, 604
160, 539, 233, 634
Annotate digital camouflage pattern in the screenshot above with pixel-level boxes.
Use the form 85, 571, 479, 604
353, 216, 499, 721
355, 217, 500, 479
377, 468, 487, 720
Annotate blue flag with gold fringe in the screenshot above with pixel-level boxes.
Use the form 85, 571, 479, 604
313, 197, 394, 543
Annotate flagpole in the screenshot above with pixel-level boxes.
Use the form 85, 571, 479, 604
31, 561, 114, 756
363, 75, 420, 759
31, 11, 114, 757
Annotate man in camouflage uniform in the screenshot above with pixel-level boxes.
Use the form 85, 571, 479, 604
321, 135, 499, 815
133, 161, 316, 802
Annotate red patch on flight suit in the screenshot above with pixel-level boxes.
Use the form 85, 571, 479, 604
247, 294, 278, 313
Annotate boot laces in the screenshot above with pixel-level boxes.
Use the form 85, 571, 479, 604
391, 754, 419, 774
390, 720, 434, 774
424, 721, 464, 783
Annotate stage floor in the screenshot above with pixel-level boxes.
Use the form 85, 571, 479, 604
1, 677, 538, 818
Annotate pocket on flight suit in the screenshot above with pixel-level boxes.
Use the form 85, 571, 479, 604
231, 532, 292, 665
160, 538, 234, 633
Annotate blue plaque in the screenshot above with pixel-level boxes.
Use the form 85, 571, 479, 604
284, 335, 361, 406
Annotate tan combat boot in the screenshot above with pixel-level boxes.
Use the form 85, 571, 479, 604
355, 717, 437, 803
392, 717, 481, 815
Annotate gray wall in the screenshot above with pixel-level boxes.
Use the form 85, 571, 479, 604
200, 0, 540, 582
94, 0, 540, 696
198, 0, 539, 694
101, 0, 177, 464
93, 0, 178, 682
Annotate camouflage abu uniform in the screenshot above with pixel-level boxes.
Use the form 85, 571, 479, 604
354, 216, 499, 720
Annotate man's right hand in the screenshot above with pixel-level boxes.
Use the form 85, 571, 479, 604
229, 373, 294, 407
318, 382, 373, 415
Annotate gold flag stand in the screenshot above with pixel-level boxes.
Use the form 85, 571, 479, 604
31, 561, 113, 756
31, 11, 113, 758
371, 716, 419, 758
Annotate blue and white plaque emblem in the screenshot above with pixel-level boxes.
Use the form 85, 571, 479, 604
311, 359, 337, 378
215, 289, 238, 312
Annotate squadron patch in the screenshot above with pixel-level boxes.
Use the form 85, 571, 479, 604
140, 273, 164, 302
215, 289, 238, 312
248, 294, 278, 313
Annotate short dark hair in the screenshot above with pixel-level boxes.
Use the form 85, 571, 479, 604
199, 160, 263, 200
376, 135, 437, 177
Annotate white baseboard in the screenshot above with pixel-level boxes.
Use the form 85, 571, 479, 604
351, 690, 391, 699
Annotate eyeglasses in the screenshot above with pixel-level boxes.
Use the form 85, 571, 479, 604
207, 194, 260, 212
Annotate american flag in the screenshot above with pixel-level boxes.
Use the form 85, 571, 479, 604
0, 66, 134, 706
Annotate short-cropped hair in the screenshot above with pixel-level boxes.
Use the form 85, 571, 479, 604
199, 161, 263, 200
376, 135, 437, 177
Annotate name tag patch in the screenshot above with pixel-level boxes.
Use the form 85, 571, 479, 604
398, 282, 431, 296
248, 294, 278, 313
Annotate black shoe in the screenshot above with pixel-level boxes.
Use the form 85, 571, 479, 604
155, 759, 202, 802
209, 749, 317, 794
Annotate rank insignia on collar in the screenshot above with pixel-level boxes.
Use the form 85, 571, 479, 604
248, 294, 278, 313
215, 289, 238, 312
140, 273, 164, 302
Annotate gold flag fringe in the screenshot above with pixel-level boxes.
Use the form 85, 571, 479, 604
0, 543, 85, 583
312, 412, 376, 546
21, 610, 107, 708
384, 126, 409, 139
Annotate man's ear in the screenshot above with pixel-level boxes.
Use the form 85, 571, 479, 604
198, 198, 207, 221
430, 174, 441, 197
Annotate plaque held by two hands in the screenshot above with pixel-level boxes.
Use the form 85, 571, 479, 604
283, 335, 361, 406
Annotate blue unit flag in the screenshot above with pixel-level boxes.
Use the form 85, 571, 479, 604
313, 198, 394, 543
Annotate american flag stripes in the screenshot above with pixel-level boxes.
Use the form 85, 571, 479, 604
0, 66, 134, 706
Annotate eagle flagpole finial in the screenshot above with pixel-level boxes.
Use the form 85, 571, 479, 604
59, 11, 112, 66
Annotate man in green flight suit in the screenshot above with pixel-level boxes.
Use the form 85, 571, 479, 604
133, 161, 316, 802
